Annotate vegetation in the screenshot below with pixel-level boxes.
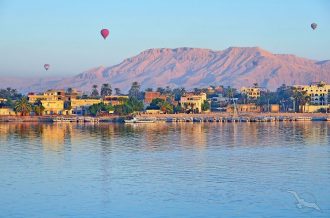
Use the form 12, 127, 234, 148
201, 100, 210, 111
100, 83, 112, 97
147, 98, 174, 114
33, 99, 45, 116
0, 88, 22, 100
114, 97, 144, 115
91, 84, 100, 98
114, 88, 121, 95
88, 102, 114, 116
14, 97, 33, 116
128, 82, 144, 100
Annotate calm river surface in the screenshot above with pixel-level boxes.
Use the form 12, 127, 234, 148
0, 122, 330, 217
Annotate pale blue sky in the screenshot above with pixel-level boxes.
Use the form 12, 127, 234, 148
0, 0, 329, 77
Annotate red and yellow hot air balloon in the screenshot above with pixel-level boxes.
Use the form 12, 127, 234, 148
100, 29, 110, 39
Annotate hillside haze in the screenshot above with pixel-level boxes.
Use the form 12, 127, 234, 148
1, 47, 330, 93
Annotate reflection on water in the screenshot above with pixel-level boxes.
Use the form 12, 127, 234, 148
1, 122, 329, 151
0, 122, 329, 217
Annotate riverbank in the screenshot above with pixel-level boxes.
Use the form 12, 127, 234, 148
1, 112, 329, 123
137, 112, 330, 122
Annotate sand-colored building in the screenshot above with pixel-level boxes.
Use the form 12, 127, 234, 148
70, 99, 102, 115
180, 93, 207, 113
227, 104, 261, 113
28, 89, 80, 103
294, 81, 330, 105
41, 100, 69, 115
0, 108, 16, 115
103, 95, 128, 106
240, 87, 261, 99
299, 105, 330, 113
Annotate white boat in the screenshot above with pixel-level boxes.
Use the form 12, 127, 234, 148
124, 117, 155, 123
295, 117, 312, 121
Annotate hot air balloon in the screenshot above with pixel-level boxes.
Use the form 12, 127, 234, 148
44, 64, 50, 71
311, 23, 317, 30
100, 29, 110, 39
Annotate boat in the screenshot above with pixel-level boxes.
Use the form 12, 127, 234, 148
124, 117, 155, 123
295, 117, 312, 121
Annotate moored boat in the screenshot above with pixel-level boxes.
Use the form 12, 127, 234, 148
124, 117, 155, 123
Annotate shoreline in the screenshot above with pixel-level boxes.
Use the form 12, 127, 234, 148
0, 112, 329, 123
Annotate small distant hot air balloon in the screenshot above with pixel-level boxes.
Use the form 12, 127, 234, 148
311, 23, 317, 30
100, 29, 110, 39
44, 64, 50, 71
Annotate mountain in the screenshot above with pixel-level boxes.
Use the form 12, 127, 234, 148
1, 47, 330, 93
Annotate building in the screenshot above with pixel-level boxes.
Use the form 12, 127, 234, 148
70, 99, 102, 115
294, 81, 330, 105
269, 104, 280, 113
227, 104, 261, 113
41, 100, 67, 115
210, 94, 230, 111
65, 89, 81, 101
28, 89, 80, 103
0, 98, 7, 104
240, 87, 261, 99
299, 105, 330, 113
144, 91, 167, 105
180, 93, 207, 113
28, 90, 65, 103
0, 108, 15, 115
103, 95, 128, 106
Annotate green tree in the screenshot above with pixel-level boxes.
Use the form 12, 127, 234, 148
100, 83, 112, 97
114, 97, 144, 115
156, 87, 166, 94
88, 102, 114, 116
129, 82, 143, 100
201, 100, 210, 111
172, 87, 186, 101
114, 88, 121, 95
66, 87, 73, 94
91, 85, 99, 98
33, 99, 45, 116
0, 87, 22, 99
14, 97, 33, 116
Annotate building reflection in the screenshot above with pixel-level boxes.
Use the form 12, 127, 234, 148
0, 122, 329, 151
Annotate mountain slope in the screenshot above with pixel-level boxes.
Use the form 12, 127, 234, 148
2, 47, 330, 93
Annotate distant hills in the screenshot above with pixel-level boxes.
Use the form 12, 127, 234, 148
1, 47, 330, 93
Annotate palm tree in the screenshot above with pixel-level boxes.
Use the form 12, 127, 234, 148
33, 99, 45, 116
66, 87, 73, 94
14, 97, 33, 116
101, 83, 112, 97
91, 85, 99, 98
114, 88, 121, 95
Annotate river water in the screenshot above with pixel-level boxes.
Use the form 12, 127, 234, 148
0, 122, 329, 217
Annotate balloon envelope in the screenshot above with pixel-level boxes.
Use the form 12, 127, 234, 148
311, 23, 317, 30
100, 29, 110, 39
44, 64, 50, 71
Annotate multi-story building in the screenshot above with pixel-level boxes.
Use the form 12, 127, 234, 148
28, 89, 80, 103
294, 81, 330, 105
41, 100, 67, 115
28, 90, 65, 103
180, 93, 207, 113
240, 87, 261, 99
